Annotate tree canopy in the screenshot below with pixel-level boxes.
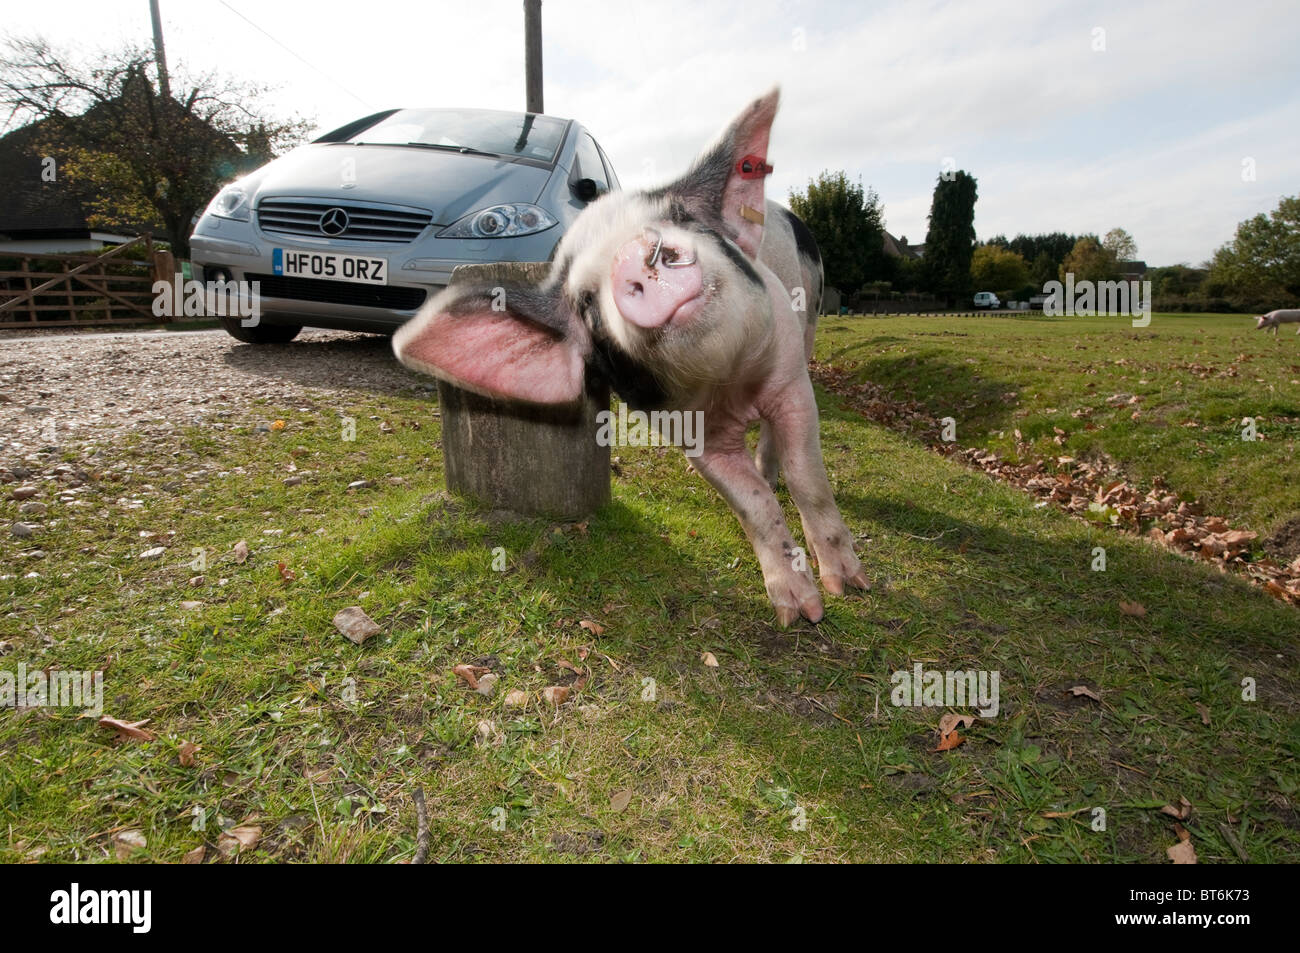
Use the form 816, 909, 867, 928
923, 170, 978, 304
0, 34, 310, 255
788, 170, 890, 295
1208, 194, 1300, 299
970, 244, 1029, 296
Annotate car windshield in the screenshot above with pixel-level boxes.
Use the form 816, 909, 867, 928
346, 109, 568, 163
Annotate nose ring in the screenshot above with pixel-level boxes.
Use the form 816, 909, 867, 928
643, 227, 697, 269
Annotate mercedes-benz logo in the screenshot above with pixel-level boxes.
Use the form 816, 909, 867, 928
319, 207, 349, 236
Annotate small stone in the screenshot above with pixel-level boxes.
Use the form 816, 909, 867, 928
333, 606, 381, 644
10, 522, 41, 538
475, 673, 499, 697
25, 551, 46, 560
18, 502, 47, 516
188, 575, 205, 586
11, 485, 38, 501
347, 480, 371, 491
180, 601, 204, 610
283, 476, 303, 487
504, 689, 528, 708
114, 829, 147, 860
140, 546, 166, 559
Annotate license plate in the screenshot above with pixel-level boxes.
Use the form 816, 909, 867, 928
273, 249, 387, 285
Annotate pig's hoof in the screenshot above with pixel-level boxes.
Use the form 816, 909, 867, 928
819, 552, 871, 597
768, 574, 824, 627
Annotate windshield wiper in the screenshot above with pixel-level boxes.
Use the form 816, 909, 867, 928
397, 142, 505, 158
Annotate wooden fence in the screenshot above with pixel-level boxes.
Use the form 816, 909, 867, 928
0, 235, 173, 327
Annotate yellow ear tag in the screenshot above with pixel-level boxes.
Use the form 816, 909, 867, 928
739, 204, 765, 225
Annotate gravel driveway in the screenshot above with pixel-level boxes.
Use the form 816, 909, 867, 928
0, 329, 431, 461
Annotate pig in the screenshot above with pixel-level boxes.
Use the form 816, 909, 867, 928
393, 89, 869, 626
1255, 309, 1300, 335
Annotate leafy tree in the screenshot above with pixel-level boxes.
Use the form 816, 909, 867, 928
970, 244, 1029, 295
788, 170, 888, 294
1030, 251, 1057, 288
1103, 227, 1138, 263
922, 170, 978, 304
1059, 237, 1119, 283
1147, 264, 1207, 297
0, 35, 310, 256
1207, 194, 1300, 298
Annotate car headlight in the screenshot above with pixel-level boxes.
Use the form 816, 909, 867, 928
206, 184, 251, 222
437, 203, 557, 239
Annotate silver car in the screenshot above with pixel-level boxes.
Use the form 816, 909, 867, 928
190, 107, 620, 343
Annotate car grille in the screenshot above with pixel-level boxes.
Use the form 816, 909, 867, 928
248, 273, 427, 312
256, 200, 433, 243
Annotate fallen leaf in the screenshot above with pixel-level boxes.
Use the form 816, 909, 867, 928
232, 540, 249, 564
701, 651, 719, 668
578, 619, 605, 636
113, 829, 147, 860
178, 740, 200, 767
98, 716, 156, 742
270, 419, 286, 431
475, 673, 499, 697
217, 825, 262, 858
333, 606, 381, 645
1160, 797, 1192, 821
542, 686, 570, 706
935, 730, 965, 752
276, 561, 296, 582
1167, 838, 1197, 864
453, 664, 491, 689
504, 689, 529, 708
1195, 702, 1210, 726
1068, 684, 1102, 702
181, 845, 205, 865
610, 790, 633, 812
938, 713, 976, 738
1118, 600, 1147, 618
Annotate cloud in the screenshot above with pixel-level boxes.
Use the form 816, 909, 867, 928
7, 0, 1297, 263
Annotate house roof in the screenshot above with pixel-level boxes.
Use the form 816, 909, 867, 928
883, 230, 924, 259
0, 120, 92, 236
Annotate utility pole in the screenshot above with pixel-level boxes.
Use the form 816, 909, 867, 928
149, 0, 172, 101
524, 0, 542, 114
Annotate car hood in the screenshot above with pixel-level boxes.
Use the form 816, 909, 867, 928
248, 144, 557, 225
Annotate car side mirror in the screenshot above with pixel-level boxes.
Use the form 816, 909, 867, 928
572, 178, 601, 203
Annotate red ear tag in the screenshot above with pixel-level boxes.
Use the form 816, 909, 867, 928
736, 154, 774, 179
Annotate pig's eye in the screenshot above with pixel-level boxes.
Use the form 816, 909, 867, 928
577, 291, 594, 314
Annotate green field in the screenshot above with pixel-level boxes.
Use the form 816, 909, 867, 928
816, 311, 1300, 548
1, 315, 1297, 863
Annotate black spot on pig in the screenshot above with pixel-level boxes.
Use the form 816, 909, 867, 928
782, 207, 820, 266
714, 234, 764, 289
577, 289, 669, 410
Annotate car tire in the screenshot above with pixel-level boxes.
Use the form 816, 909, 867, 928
218, 316, 302, 344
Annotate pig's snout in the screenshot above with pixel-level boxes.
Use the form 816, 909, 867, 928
611, 234, 703, 329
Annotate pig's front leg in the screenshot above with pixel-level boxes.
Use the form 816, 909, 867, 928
693, 436, 823, 626
764, 378, 870, 596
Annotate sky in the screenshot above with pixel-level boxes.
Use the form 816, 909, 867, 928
4, 0, 1298, 267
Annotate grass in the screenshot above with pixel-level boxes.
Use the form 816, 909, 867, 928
1, 314, 1297, 863
816, 310, 1300, 543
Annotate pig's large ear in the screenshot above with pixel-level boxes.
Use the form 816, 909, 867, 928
393, 281, 588, 405
665, 88, 779, 259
